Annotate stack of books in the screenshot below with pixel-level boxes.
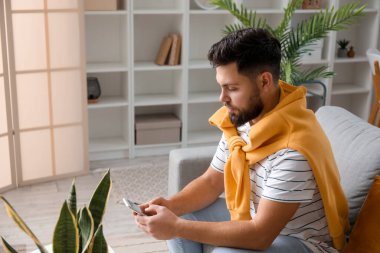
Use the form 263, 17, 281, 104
155, 33, 182, 66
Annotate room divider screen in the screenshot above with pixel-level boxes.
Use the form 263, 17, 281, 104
0, 0, 88, 192
0, 1, 16, 192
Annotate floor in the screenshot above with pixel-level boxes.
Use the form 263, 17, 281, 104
0, 156, 170, 253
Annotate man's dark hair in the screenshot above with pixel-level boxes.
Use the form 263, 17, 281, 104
207, 28, 281, 82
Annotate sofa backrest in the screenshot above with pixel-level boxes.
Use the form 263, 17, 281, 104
315, 106, 380, 229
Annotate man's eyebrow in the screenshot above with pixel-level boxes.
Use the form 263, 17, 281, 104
221, 83, 238, 87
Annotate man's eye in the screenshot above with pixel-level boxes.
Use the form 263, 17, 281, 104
228, 87, 237, 91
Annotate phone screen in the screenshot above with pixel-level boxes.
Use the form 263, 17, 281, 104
123, 198, 146, 216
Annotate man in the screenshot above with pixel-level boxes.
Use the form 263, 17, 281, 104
134, 28, 349, 253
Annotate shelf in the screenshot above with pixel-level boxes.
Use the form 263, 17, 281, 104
134, 10, 183, 14
85, 10, 128, 15
188, 92, 220, 104
87, 96, 128, 109
134, 61, 182, 71
294, 9, 325, 14
188, 130, 220, 144
84, 0, 379, 160
86, 63, 128, 73
89, 137, 129, 152
251, 9, 286, 14
334, 56, 367, 64
332, 84, 370, 95
363, 8, 378, 14
134, 94, 182, 106
190, 10, 230, 15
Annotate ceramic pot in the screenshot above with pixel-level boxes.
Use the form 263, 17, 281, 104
337, 48, 348, 58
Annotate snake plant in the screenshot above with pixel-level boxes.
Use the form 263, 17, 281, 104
210, 0, 366, 84
0, 169, 112, 253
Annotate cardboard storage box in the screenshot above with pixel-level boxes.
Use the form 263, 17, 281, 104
85, 0, 118, 11
135, 114, 181, 145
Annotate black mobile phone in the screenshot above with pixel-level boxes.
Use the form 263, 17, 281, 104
123, 198, 146, 216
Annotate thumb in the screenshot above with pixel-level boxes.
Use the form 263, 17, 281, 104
145, 204, 160, 215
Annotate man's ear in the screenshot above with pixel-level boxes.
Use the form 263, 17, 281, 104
259, 72, 273, 90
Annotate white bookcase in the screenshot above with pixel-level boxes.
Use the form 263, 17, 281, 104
84, 0, 380, 161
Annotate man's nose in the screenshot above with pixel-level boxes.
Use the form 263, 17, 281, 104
219, 90, 229, 103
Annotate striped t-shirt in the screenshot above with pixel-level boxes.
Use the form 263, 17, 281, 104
210, 122, 338, 253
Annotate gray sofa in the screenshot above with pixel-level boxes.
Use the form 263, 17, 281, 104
168, 106, 380, 242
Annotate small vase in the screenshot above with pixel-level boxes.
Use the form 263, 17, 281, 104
347, 46, 355, 58
87, 76, 101, 103
337, 48, 348, 58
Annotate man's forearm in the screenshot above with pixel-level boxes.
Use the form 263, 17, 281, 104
168, 167, 224, 216
174, 219, 270, 250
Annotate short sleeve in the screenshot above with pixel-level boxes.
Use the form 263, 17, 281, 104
210, 134, 229, 173
261, 149, 317, 203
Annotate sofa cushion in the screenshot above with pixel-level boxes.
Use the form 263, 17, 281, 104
315, 106, 380, 228
344, 176, 380, 253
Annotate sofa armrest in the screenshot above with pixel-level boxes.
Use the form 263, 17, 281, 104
168, 146, 216, 196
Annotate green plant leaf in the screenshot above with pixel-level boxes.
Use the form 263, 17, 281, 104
89, 169, 112, 230
88, 225, 107, 253
68, 178, 77, 219
210, 0, 271, 34
0, 196, 48, 253
274, 0, 303, 39
78, 206, 94, 253
52, 201, 79, 253
210, 0, 367, 84
1, 237, 18, 253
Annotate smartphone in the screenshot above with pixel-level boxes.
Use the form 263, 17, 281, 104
123, 198, 146, 216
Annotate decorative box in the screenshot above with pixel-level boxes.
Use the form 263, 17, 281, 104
302, 0, 321, 9
84, 0, 118, 11
135, 114, 181, 145
300, 39, 323, 62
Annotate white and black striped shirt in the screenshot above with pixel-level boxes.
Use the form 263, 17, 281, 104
211, 122, 337, 253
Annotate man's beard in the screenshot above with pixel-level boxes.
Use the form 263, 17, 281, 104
227, 95, 264, 127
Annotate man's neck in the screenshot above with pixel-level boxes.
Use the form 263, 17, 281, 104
250, 86, 281, 125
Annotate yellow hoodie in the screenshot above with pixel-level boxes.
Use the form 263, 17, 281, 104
209, 81, 349, 250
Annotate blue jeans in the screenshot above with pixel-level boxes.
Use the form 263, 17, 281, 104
167, 198, 313, 253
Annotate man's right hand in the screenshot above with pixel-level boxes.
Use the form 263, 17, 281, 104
140, 197, 175, 216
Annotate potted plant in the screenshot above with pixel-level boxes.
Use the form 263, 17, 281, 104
0, 170, 113, 253
210, 0, 366, 84
337, 39, 350, 58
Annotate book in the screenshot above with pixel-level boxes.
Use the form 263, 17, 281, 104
168, 33, 181, 66
155, 35, 173, 65
174, 33, 182, 65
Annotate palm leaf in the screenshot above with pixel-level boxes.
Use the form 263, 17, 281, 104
52, 201, 79, 253
297, 66, 335, 83
1, 237, 18, 253
283, 3, 366, 63
89, 169, 112, 230
210, 0, 367, 84
274, 0, 303, 40
210, 0, 271, 34
0, 196, 48, 253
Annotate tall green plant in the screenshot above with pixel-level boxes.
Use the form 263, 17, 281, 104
0, 170, 112, 253
210, 0, 366, 84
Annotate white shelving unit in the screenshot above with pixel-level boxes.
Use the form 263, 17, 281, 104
84, 0, 380, 161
